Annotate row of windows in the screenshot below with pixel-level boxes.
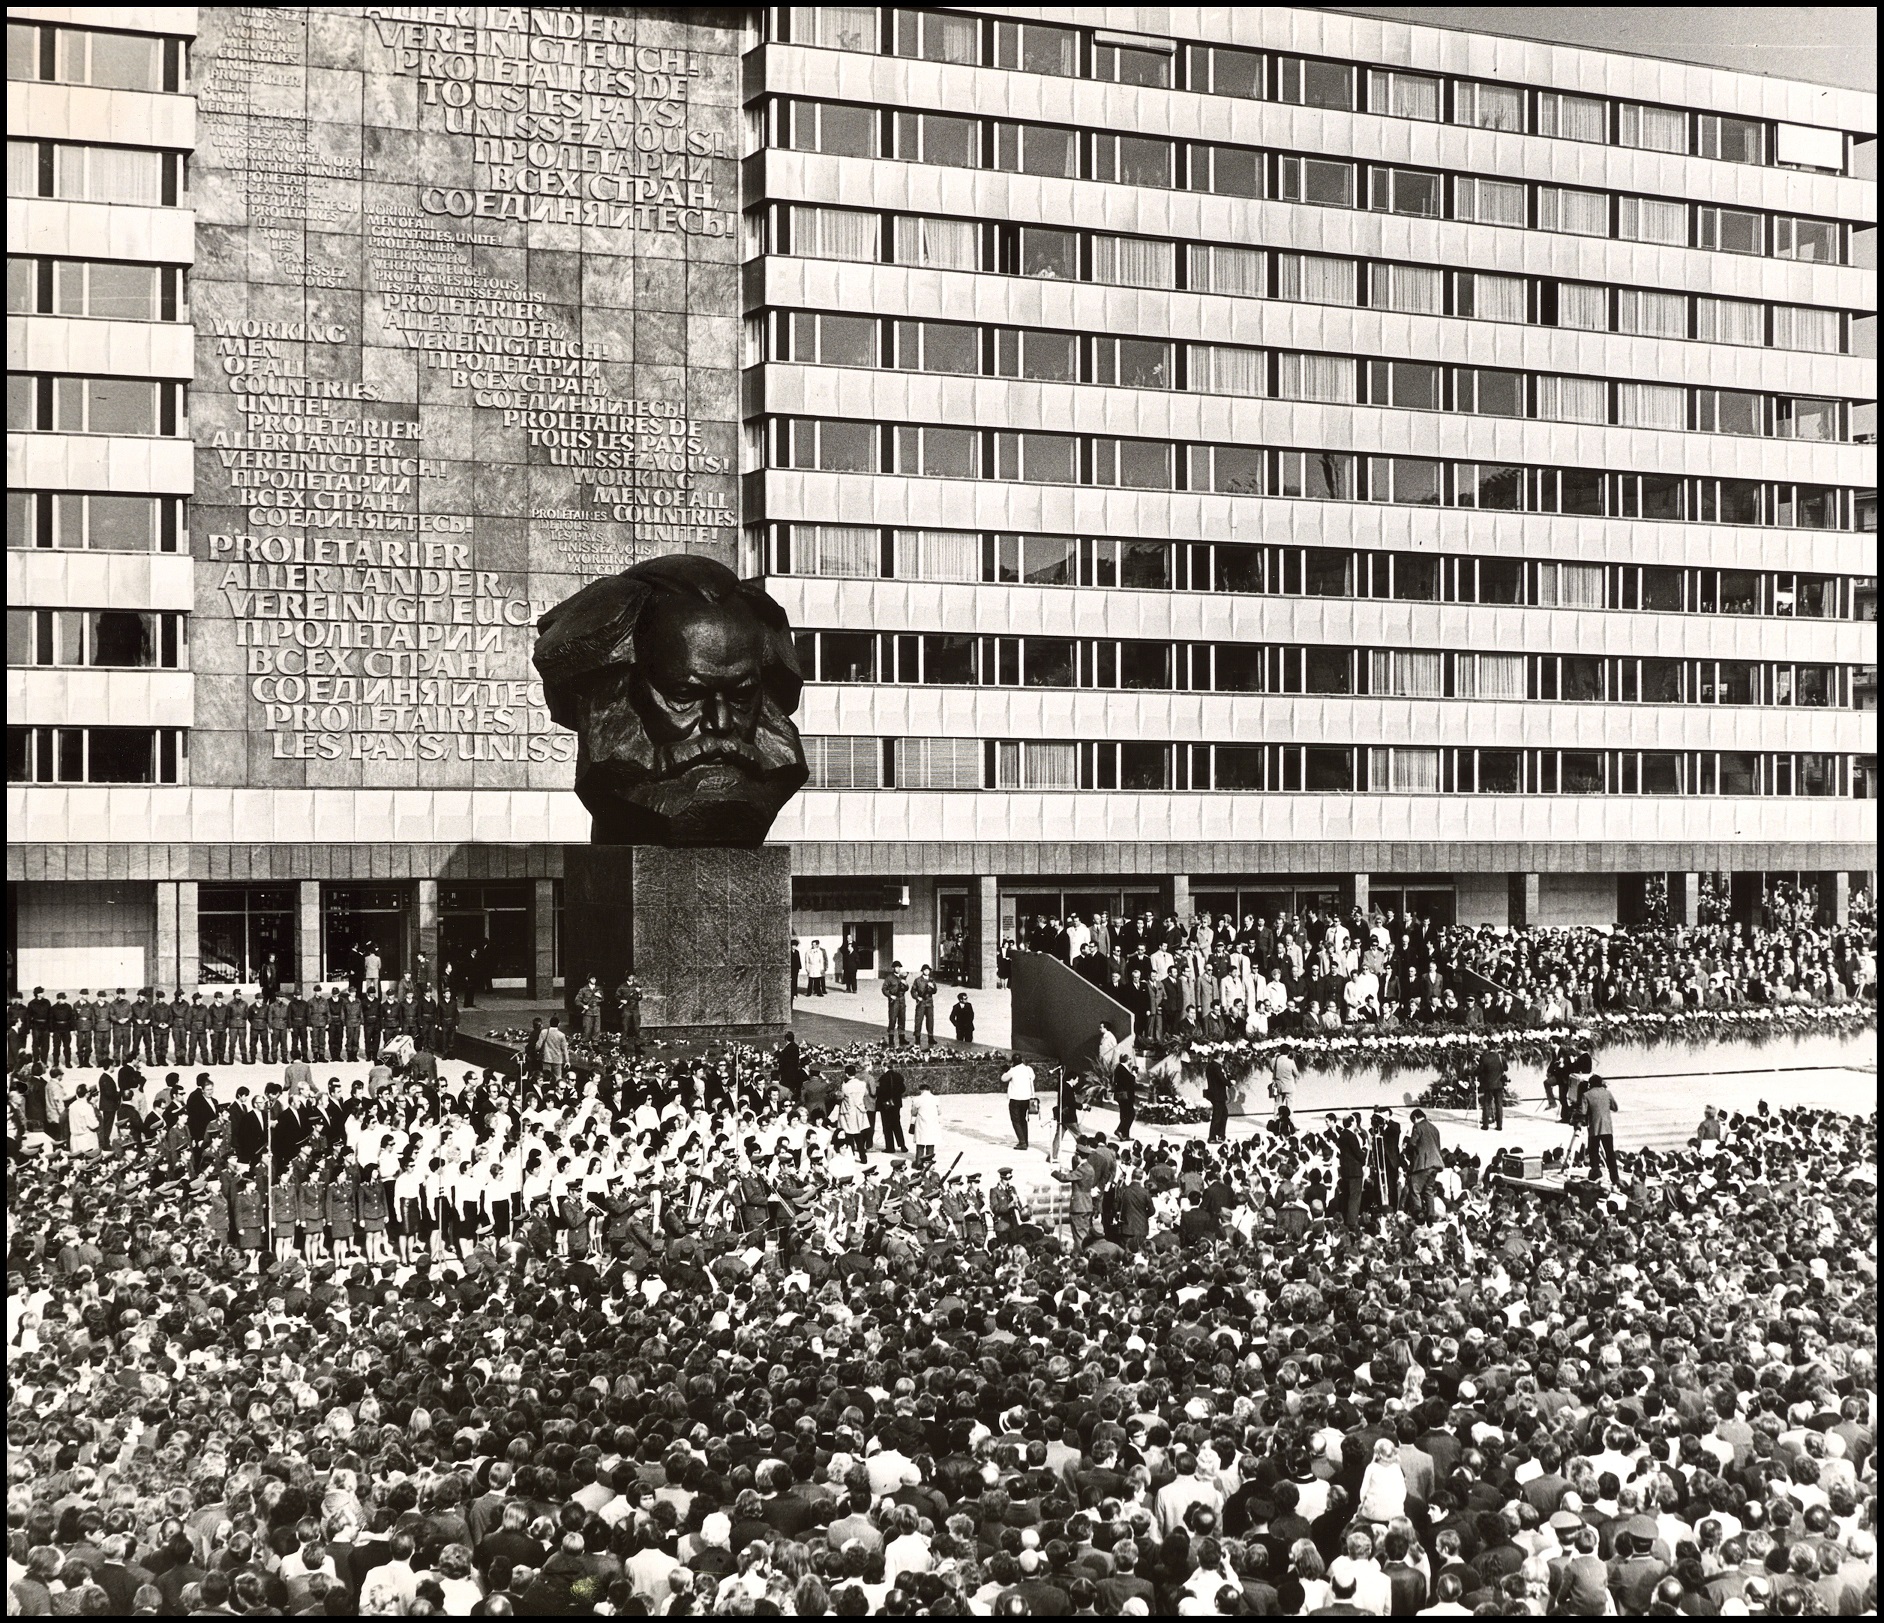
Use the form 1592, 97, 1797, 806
768, 310, 1854, 440
7, 22, 186, 93
7, 140, 189, 207
764, 527, 1865, 620
7, 256, 189, 322
7, 609, 188, 670
7, 726, 186, 785
772, 97, 1853, 263
9, 375, 189, 437
803, 733, 1859, 798
769, 7, 1850, 175
764, 418, 1858, 530
770, 206, 1853, 355
7, 492, 187, 553
788, 631, 1862, 708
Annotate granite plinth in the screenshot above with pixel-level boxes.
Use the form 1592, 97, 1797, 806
562, 845, 792, 1038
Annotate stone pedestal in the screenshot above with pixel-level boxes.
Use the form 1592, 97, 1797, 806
562, 845, 792, 1038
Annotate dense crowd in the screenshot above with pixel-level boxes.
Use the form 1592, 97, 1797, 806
5, 901, 1877, 1617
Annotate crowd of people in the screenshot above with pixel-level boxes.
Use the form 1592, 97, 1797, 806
5, 899, 1877, 1618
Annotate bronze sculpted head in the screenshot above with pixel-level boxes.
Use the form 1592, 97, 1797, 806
533, 555, 808, 846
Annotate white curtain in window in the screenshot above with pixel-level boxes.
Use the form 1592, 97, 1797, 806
65, 145, 163, 204
1619, 196, 1689, 245
895, 737, 982, 789
1458, 652, 1526, 698
793, 204, 879, 261
1537, 186, 1608, 236
7, 140, 38, 197
1276, 352, 1355, 403
1620, 103, 1688, 153
1534, 375, 1608, 424
893, 529, 979, 582
1390, 747, 1441, 790
1617, 290, 1688, 338
1615, 382, 1687, 430
1370, 70, 1440, 121
798, 5, 877, 49
1469, 272, 1528, 322
1372, 650, 1443, 697
1092, 234, 1175, 289
803, 735, 883, 789
1376, 265, 1443, 315
1538, 93, 1607, 142
1023, 741, 1077, 789
1455, 81, 1524, 131
1695, 296, 1764, 346
1279, 252, 1357, 306
1457, 178, 1526, 226
1556, 282, 1610, 332
1189, 344, 1266, 397
1771, 304, 1839, 353
796, 524, 878, 578
892, 214, 977, 270
1193, 245, 1266, 297
1556, 563, 1606, 607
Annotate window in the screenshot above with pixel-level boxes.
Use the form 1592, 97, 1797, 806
1389, 554, 1440, 602
1190, 44, 1264, 99
36, 376, 185, 436
1536, 185, 1609, 236
39, 142, 180, 204
1368, 360, 1442, 411
1091, 234, 1174, 289
1277, 155, 1355, 206
1369, 165, 1442, 217
1304, 746, 1354, 790
1092, 134, 1174, 189
993, 122, 1077, 177
782, 418, 878, 473
895, 425, 979, 479
1021, 638, 1076, 687
1619, 102, 1688, 153
1371, 746, 1441, 791
894, 110, 980, 168
1617, 290, 1688, 339
1536, 92, 1607, 143
994, 740, 1077, 788
1457, 368, 1524, 417
894, 530, 979, 583
1277, 253, 1356, 306
1115, 642, 1173, 690
1094, 337, 1173, 389
819, 631, 878, 682
1453, 176, 1526, 227
790, 311, 878, 367
1372, 264, 1442, 315
1092, 438, 1173, 490
992, 19, 1077, 77
1560, 751, 1605, 793
8, 726, 184, 784
1615, 382, 1687, 430
803, 735, 884, 788
1304, 549, 1352, 596
1275, 353, 1355, 403
1189, 143, 1262, 199
1454, 81, 1524, 132
1612, 472, 1685, 520
993, 431, 1077, 484
787, 524, 877, 578
1090, 539, 1171, 590
1454, 654, 1526, 699
1618, 196, 1689, 246
13, 23, 178, 91
1188, 344, 1265, 397
1798, 753, 1839, 795
891, 214, 977, 270
1213, 745, 1265, 790
20, 258, 184, 321
1368, 69, 1440, 121
1773, 485, 1841, 530
8, 608, 184, 668
197, 886, 295, 986
895, 736, 982, 788
1369, 650, 1442, 696
1014, 225, 1078, 280
1092, 36, 1174, 88
1693, 477, 1763, 525
1198, 446, 1265, 496
993, 533, 1077, 586
1455, 464, 1524, 511
892, 8, 978, 64
1537, 564, 1606, 608
1534, 375, 1607, 424
1695, 295, 1764, 346
1696, 389, 1764, 436
789, 204, 880, 262
1274, 451, 1354, 501
1771, 305, 1840, 354
10, 491, 179, 552
1213, 545, 1265, 595
1456, 272, 1528, 323
1696, 206, 1763, 255
1476, 561, 1524, 607
790, 6, 879, 50
788, 99, 877, 158
1370, 457, 1443, 506
1775, 398, 1840, 441
893, 318, 978, 375
1191, 245, 1266, 297
993, 328, 1077, 382
1775, 121, 1844, 171
1773, 216, 1840, 262
1697, 114, 1766, 165
1276, 57, 1353, 110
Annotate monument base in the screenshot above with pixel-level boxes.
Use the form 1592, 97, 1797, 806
562, 845, 793, 1039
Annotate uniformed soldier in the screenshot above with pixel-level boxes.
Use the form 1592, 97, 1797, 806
228, 989, 252, 1066
208, 991, 232, 1066
990, 1167, 1023, 1245
307, 986, 332, 1063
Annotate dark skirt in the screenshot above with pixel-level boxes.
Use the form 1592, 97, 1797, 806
327, 1183, 357, 1238
357, 1181, 387, 1233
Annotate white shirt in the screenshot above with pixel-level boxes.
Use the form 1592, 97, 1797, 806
1003, 1064, 1036, 1101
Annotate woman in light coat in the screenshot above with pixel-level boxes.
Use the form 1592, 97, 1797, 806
834, 1068, 873, 1156
908, 1079, 942, 1167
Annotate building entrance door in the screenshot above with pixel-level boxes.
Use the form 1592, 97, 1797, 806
845, 922, 880, 979
935, 887, 969, 983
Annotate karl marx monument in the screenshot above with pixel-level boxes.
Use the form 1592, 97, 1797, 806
534, 557, 808, 1036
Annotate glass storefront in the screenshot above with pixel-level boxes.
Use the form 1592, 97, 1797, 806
322, 884, 407, 985
196, 884, 295, 984
440, 881, 533, 990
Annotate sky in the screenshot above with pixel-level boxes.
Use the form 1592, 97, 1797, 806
1318, 7, 1877, 93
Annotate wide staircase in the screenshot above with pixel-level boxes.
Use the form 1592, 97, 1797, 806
1008, 951, 1134, 1076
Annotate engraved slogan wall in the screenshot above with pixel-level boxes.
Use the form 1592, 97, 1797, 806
189, 6, 743, 788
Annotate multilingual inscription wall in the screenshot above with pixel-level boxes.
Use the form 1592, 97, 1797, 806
190, 6, 743, 788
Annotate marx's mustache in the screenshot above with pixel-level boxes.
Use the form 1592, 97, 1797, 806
654, 735, 767, 773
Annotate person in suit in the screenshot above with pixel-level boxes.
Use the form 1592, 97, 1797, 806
1403, 1108, 1443, 1221
229, 1086, 267, 1165
1334, 1113, 1368, 1233
187, 1075, 219, 1170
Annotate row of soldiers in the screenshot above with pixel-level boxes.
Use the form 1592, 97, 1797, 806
10, 980, 462, 1070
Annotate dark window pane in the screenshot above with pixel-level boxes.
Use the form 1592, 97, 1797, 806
1120, 741, 1168, 788
1215, 745, 1264, 788
1393, 554, 1439, 600
1479, 750, 1521, 792
1021, 534, 1076, 585
87, 727, 155, 783
1022, 638, 1075, 686
921, 633, 977, 684
1719, 479, 1761, 524
1562, 751, 1604, 792
817, 420, 876, 472
1561, 656, 1603, 701
1643, 753, 1681, 793
1478, 559, 1523, 604
820, 314, 878, 366
1641, 567, 1684, 610
1468, 368, 1525, 416
1209, 446, 1265, 495
1215, 545, 1263, 593
1118, 641, 1171, 689
89, 610, 154, 667
1719, 751, 1758, 793
1304, 746, 1353, 790
1305, 648, 1351, 694
1117, 542, 1170, 589
1213, 645, 1263, 691
1019, 227, 1077, 279
1641, 473, 1684, 520
1561, 469, 1604, 515
1304, 549, 1350, 596
1641, 659, 1683, 702
821, 631, 877, 682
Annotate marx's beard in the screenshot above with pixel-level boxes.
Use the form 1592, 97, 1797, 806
651, 734, 767, 776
